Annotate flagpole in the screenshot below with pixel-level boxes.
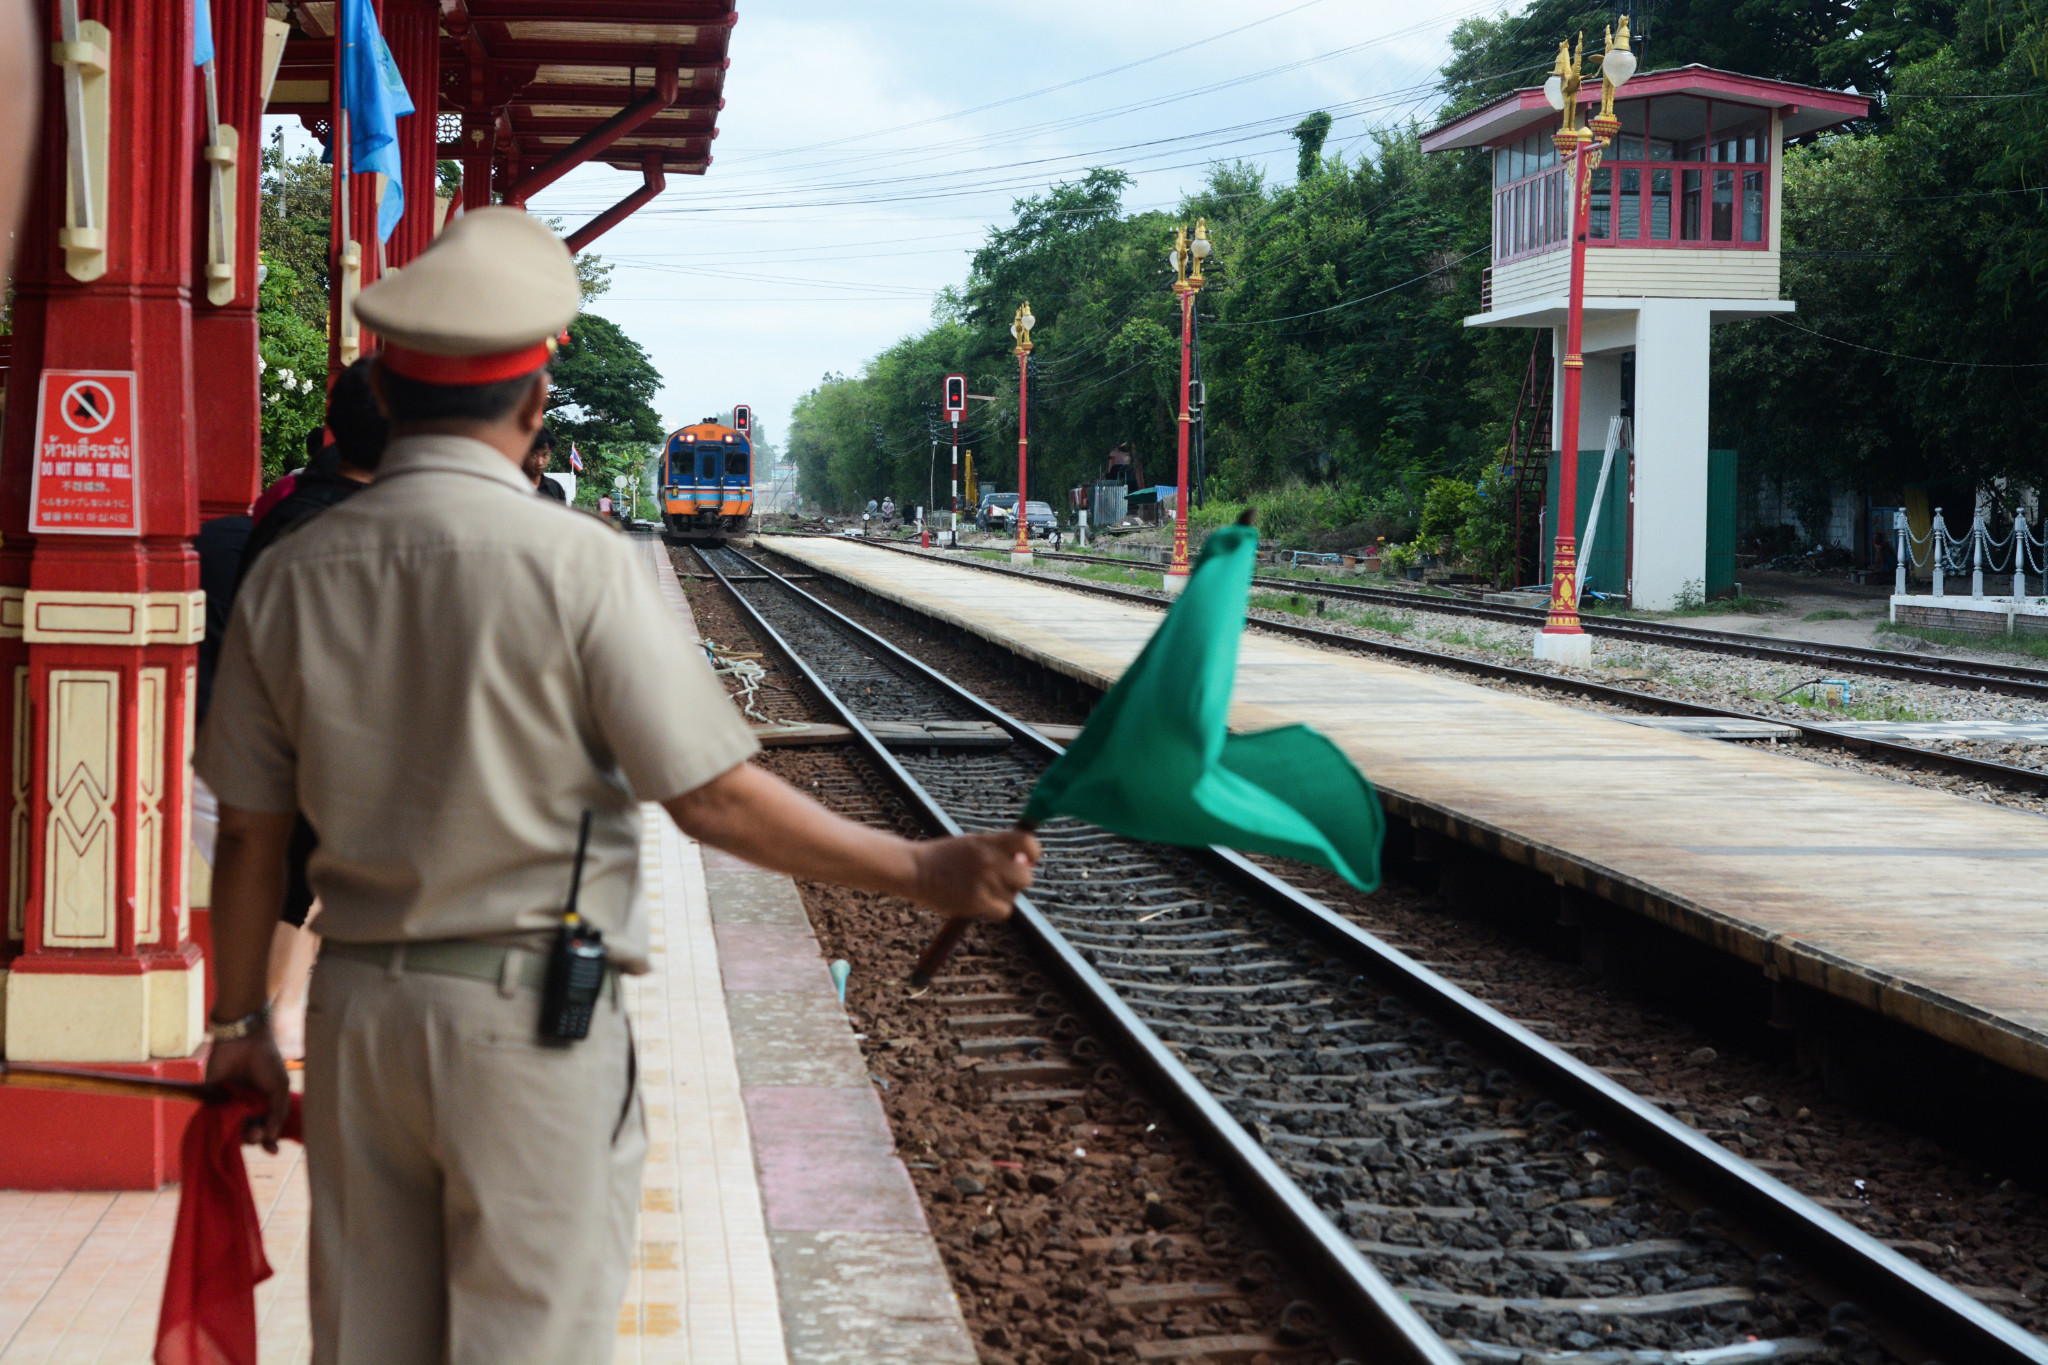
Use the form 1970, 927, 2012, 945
1, 1060, 223, 1103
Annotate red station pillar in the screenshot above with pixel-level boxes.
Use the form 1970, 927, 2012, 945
384, 0, 441, 266
191, 0, 267, 520
0, 0, 229, 1188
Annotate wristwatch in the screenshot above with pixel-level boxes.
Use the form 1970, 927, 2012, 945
207, 1004, 271, 1041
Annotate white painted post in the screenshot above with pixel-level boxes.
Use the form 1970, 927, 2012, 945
2016, 509, 2030, 600
1971, 510, 1985, 600
1894, 509, 1908, 597
1932, 508, 1947, 597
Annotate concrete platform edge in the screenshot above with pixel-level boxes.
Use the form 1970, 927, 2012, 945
651, 537, 977, 1365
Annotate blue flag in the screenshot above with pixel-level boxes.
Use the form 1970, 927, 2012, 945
340, 0, 416, 243
193, 0, 214, 66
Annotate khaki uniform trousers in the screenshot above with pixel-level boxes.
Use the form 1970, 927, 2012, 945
304, 950, 645, 1365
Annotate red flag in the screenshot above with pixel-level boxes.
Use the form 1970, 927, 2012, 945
155, 1090, 304, 1365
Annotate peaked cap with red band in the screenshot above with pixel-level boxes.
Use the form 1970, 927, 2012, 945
354, 207, 581, 386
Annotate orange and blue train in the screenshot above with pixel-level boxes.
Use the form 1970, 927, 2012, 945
661, 421, 754, 538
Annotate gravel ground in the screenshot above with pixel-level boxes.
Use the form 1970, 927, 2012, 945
753, 548, 2048, 1343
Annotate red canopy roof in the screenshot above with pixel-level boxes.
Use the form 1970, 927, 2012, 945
269, 1, 737, 179
1420, 65, 1869, 154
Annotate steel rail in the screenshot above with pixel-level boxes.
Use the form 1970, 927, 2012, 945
694, 546, 1458, 1365
770, 535, 2048, 800
710, 543, 2048, 1365
1021, 545, 2048, 700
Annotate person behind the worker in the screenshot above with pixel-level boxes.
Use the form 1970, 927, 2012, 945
526, 426, 567, 501
195, 207, 1038, 1365
226, 357, 391, 1060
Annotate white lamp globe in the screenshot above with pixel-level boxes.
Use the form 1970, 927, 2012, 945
1020, 309, 1036, 331
1543, 75, 1565, 110
1602, 45, 1637, 87
1192, 236, 1212, 260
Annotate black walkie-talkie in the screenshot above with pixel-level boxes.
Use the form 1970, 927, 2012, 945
541, 810, 606, 1042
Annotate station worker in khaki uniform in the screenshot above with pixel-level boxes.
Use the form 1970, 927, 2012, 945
195, 207, 1040, 1365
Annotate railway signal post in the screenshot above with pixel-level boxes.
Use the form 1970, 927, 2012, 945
1010, 304, 1036, 566
1164, 221, 1211, 596
944, 374, 966, 527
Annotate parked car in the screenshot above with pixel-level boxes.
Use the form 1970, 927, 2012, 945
1021, 500, 1058, 538
977, 492, 1019, 530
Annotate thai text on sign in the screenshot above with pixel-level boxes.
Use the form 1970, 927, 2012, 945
30, 370, 141, 535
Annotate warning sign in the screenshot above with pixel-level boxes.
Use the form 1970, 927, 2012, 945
30, 370, 141, 535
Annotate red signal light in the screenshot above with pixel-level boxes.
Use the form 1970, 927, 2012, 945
732, 404, 752, 433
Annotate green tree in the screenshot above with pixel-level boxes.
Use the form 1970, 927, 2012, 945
1292, 111, 1333, 181
547, 313, 664, 449
256, 255, 329, 481
260, 138, 332, 331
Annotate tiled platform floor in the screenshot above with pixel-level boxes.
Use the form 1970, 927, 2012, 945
0, 804, 783, 1365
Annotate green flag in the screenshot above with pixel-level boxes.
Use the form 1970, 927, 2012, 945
1022, 524, 1383, 889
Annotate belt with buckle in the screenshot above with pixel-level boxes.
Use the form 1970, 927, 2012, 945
322, 939, 573, 992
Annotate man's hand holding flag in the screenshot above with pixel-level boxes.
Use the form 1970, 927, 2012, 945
913, 514, 1382, 981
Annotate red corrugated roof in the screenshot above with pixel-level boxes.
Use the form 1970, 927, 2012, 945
1420, 65, 1870, 154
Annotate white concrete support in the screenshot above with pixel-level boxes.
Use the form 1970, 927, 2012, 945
1532, 630, 1593, 667
1629, 300, 1713, 610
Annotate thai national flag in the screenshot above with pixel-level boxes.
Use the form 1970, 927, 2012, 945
569, 442, 585, 473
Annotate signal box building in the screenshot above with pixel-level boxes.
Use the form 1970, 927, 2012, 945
1422, 67, 1867, 609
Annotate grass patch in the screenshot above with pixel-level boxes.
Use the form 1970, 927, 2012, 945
1064, 562, 1163, 590
1787, 691, 1938, 723
1249, 590, 1320, 617
1330, 607, 1415, 635
1423, 627, 1508, 652
1876, 620, 2048, 662
1801, 608, 1858, 622
1600, 592, 1785, 620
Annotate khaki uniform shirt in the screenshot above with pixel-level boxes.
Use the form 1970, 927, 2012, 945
195, 434, 758, 969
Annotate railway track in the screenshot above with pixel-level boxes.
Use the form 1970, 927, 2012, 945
698, 543, 2048, 1365
1019, 545, 2048, 702
801, 535, 2048, 801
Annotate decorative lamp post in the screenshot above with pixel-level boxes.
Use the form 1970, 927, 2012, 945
1533, 16, 1633, 666
1164, 219, 1212, 595
1010, 301, 1037, 565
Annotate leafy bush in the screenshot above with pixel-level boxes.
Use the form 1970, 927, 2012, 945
1454, 459, 1522, 586
1416, 477, 1476, 555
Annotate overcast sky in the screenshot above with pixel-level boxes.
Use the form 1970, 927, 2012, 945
295, 1, 1518, 452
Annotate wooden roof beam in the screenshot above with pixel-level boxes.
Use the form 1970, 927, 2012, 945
507, 48, 679, 204
463, 0, 735, 19
564, 150, 667, 253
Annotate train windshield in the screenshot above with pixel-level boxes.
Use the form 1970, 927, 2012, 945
724, 443, 750, 480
